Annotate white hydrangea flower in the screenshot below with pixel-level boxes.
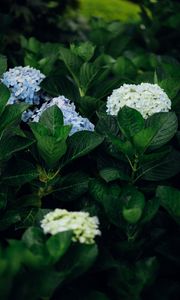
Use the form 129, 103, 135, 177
31, 95, 95, 135
106, 83, 171, 119
41, 208, 101, 244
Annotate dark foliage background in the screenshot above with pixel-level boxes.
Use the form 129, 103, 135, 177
0, 1, 180, 300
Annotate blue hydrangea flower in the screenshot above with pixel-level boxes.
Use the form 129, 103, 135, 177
1, 66, 45, 105
31, 96, 95, 135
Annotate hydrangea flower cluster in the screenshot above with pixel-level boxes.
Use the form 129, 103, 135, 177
31, 95, 95, 135
106, 83, 171, 119
41, 208, 101, 244
1, 66, 45, 105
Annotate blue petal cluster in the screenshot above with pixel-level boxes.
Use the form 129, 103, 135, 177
32, 96, 95, 135
2, 66, 45, 105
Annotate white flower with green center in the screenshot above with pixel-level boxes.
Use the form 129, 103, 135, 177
41, 209, 101, 244
106, 83, 171, 119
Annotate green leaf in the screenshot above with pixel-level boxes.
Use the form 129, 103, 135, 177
110, 135, 135, 157
122, 188, 145, 224
0, 135, 34, 161
91, 77, 122, 99
22, 227, 45, 250
135, 257, 158, 289
140, 149, 180, 181
0, 210, 21, 231
59, 47, 82, 85
0, 83, 10, 116
96, 114, 119, 137
17, 208, 39, 230
159, 78, 180, 99
62, 131, 104, 166
156, 186, 180, 224
79, 62, 98, 94
117, 106, 144, 139
41, 75, 79, 102
89, 179, 109, 207
16, 194, 41, 209
54, 172, 89, 201
22, 226, 48, 266
108, 257, 158, 299
140, 197, 160, 224
133, 127, 157, 153
0, 55, 7, 76
145, 112, 178, 149
2, 160, 38, 186
71, 42, 96, 61
46, 231, 72, 263
140, 146, 171, 164
57, 243, 98, 280
79, 96, 102, 118
99, 167, 130, 182
89, 180, 123, 227
39, 105, 64, 134
30, 122, 70, 168
0, 103, 29, 132
113, 56, 137, 79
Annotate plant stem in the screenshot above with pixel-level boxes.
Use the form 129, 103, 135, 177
131, 154, 139, 183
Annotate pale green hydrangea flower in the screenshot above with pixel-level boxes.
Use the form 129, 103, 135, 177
41, 208, 101, 244
106, 83, 171, 119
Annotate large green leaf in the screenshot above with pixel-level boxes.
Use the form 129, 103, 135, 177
117, 106, 145, 140
59, 47, 82, 85
62, 131, 104, 166
159, 78, 180, 99
108, 257, 158, 300
99, 167, 130, 182
41, 75, 79, 101
89, 180, 123, 227
0, 103, 29, 132
79, 62, 98, 95
0, 83, 10, 116
71, 42, 96, 61
2, 160, 38, 186
57, 243, 98, 280
39, 105, 64, 134
0, 210, 21, 231
122, 188, 145, 224
140, 197, 160, 224
30, 121, 70, 168
133, 127, 158, 153
54, 172, 89, 201
0, 135, 34, 161
156, 186, 180, 224
22, 226, 45, 250
79, 96, 102, 118
112, 56, 137, 79
140, 149, 180, 181
96, 114, 119, 137
145, 112, 178, 149
109, 135, 135, 157
46, 231, 72, 263
91, 77, 122, 99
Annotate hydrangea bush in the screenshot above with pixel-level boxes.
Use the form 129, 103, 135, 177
0, 40, 180, 300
